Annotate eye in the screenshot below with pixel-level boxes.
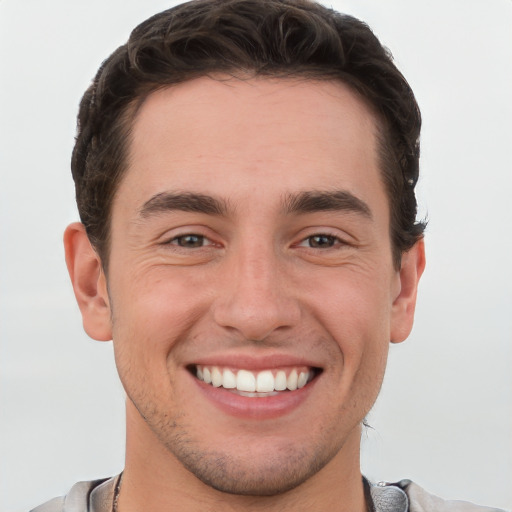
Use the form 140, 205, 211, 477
170, 234, 208, 248
302, 234, 339, 249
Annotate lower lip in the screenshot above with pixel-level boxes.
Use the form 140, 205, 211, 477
192, 373, 318, 420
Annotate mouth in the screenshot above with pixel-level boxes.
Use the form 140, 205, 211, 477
189, 364, 321, 397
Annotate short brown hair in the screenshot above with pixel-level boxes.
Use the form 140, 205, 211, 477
71, 0, 425, 269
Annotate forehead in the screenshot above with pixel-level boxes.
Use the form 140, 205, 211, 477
119, 76, 384, 215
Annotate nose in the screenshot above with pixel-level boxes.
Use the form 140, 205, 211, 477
212, 243, 301, 342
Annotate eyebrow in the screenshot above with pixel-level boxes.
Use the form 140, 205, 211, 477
138, 189, 372, 220
283, 190, 372, 218
139, 192, 228, 217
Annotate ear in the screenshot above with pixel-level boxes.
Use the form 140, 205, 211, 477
64, 222, 112, 341
390, 239, 426, 344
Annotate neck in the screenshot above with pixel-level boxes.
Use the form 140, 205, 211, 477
119, 401, 367, 512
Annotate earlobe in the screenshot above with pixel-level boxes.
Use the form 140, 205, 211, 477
64, 222, 112, 341
390, 239, 426, 344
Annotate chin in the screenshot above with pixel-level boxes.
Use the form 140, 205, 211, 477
173, 444, 331, 496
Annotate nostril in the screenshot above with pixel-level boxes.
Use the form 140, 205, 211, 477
212, 309, 299, 343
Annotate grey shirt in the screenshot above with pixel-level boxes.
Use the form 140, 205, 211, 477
30, 475, 506, 512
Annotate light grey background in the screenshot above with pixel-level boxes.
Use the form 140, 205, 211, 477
1, 1, 511, 510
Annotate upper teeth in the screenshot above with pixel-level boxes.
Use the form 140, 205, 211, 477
196, 366, 311, 393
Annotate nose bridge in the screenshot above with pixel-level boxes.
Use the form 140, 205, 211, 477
240, 240, 275, 288
212, 235, 299, 340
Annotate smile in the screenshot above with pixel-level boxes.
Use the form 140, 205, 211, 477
194, 365, 317, 396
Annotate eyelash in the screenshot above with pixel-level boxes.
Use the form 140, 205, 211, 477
164, 232, 346, 250
297, 233, 347, 249
167, 234, 213, 248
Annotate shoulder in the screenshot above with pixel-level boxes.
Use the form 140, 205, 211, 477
30, 475, 119, 512
389, 479, 507, 512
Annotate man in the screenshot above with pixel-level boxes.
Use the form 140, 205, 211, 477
31, 1, 504, 511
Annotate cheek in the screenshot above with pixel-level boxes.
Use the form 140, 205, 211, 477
308, 268, 393, 342
109, 269, 212, 382
112, 264, 209, 332
306, 269, 392, 392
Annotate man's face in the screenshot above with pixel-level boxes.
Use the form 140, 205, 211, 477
98, 77, 419, 494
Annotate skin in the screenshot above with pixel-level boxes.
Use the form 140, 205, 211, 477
65, 77, 425, 512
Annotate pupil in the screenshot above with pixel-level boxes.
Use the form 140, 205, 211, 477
179, 235, 203, 247
310, 235, 334, 248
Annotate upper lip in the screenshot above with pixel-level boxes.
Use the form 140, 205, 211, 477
186, 352, 323, 372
